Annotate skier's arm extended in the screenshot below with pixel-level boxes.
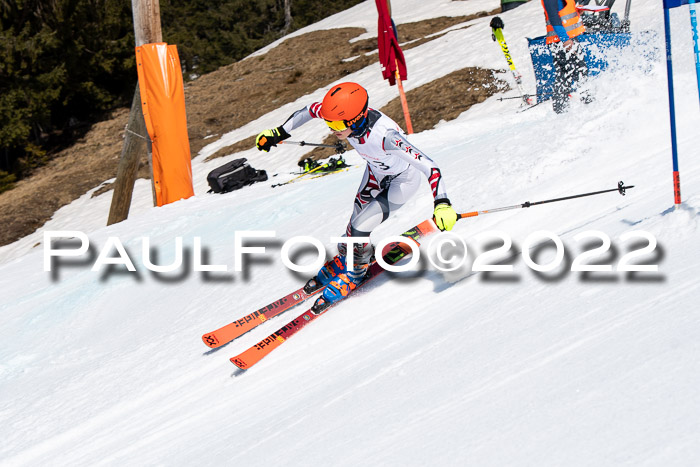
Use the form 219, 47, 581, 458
382, 129, 448, 201
280, 103, 322, 133
382, 130, 457, 230
255, 104, 322, 152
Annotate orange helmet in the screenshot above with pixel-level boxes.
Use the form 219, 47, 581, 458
320, 82, 369, 136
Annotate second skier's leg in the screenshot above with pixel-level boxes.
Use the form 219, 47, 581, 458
319, 170, 421, 306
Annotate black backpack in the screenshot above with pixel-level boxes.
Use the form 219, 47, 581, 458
207, 158, 268, 193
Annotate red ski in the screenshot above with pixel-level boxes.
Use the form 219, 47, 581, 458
229, 219, 437, 370
201, 285, 322, 349
202, 243, 406, 349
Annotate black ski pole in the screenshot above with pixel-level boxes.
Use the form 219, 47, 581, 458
498, 92, 552, 102
280, 140, 347, 154
458, 181, 634, 220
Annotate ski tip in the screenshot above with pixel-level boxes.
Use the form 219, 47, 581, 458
202, 333, 220, 348
230, 356, 250, 370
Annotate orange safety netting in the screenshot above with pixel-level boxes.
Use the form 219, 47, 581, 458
136, 43, 194, 206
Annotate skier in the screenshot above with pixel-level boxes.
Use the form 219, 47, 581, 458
541, 0, 589, 113
255, 82, 457, 307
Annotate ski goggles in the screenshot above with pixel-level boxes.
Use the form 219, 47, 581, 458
325, 119, 350, 132
324, 104, 369, 133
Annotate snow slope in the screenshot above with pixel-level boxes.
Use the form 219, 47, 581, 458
2, 0, 700, 465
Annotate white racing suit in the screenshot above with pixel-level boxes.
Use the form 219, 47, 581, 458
281, 104, 450, 270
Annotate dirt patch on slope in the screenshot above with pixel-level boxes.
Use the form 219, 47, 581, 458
0, 8, 501, 247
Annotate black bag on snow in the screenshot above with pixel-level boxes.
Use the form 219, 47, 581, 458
206, 158, 268, 193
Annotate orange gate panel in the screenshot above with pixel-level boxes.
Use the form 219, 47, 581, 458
136, 43, 194, 206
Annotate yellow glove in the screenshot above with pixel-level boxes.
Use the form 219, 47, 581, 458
433, 200, 458, 231
256, 126, 290, 152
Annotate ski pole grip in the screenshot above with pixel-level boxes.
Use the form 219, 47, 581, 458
490, 17, 505, 30
617, 181, 635, 195
335, 142, 347, 154
458, 211, 478, 220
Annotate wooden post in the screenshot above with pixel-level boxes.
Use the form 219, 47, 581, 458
132, 0, 162, 46
107, 0, 162, 225
107, 85, 149, 225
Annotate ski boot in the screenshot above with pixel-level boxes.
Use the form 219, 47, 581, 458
311, 263, 369, 314
303, 255, 346, 294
